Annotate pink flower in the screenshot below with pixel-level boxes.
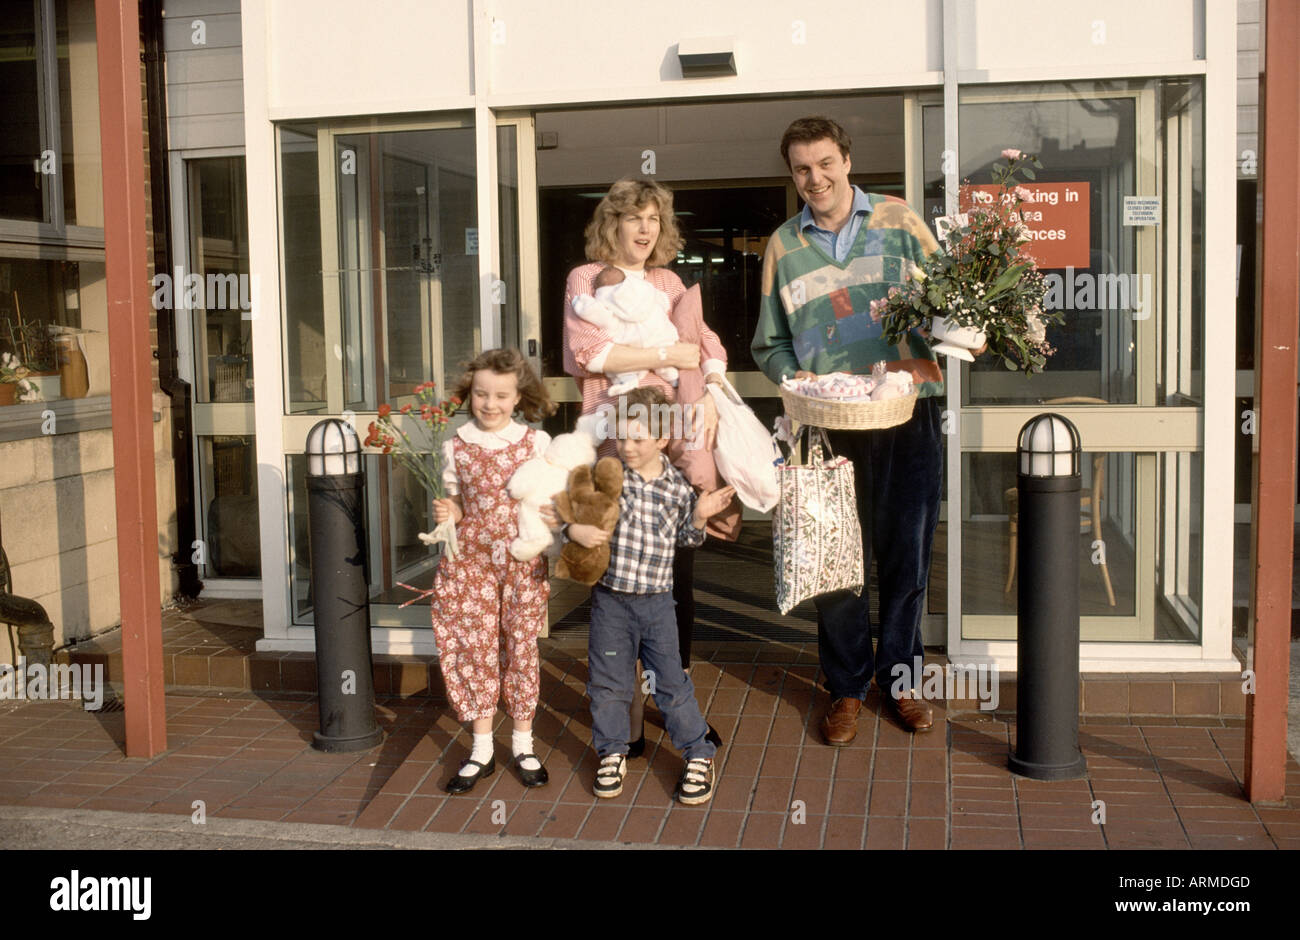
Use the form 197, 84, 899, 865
1001, 148, 1023, 160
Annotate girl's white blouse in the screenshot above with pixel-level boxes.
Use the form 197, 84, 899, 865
441, 419, 552, 495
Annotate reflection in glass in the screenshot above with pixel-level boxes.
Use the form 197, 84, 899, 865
188, 157, 251, 403
963, 451, 1138, 626
498, 126, 521, 353
0, 2, 45, 221
58, 0, 101, 227
1156, 450, 1202, 640
280, 125, 479, 413
199, 436, 261, 578
338, 137, 369, 408
288, 453, 437, 624
0, 257, 105, 401
923, 79, 1203, 406
280, 123, 326, 413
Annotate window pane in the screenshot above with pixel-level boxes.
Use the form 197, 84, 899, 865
961, 449, 1201, 643
497, 125, 520, 353
280, 123, 478, 414
57, 0, 101, 227
198, 436, 261, 578
0, 257, 106, 402
279, 123, 327, 413
962, 451, 1138, 628
1156, 450, 1202, 639
287, 453, 437, 624
188, 157, 251, 403
923, 79, 1204, 406
0, 1, 46, 221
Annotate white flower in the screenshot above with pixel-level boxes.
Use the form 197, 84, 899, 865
1026, 312, 1047, 344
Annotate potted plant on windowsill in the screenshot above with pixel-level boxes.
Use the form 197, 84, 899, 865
0, 353, 40, 406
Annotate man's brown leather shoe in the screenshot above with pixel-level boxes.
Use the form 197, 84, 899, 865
820, 697, 862, 746
890, 691, 934, 733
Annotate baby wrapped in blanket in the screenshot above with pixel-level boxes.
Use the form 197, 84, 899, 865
571, 266, 680, 395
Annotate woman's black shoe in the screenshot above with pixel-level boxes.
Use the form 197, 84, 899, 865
513, 754, 549, 788
627, 733, 646, 759
444, 756, 495, 795
705, 724, 723, 748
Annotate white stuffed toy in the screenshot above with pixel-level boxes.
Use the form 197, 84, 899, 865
507, 414, 604, 561
571, 268, 680, 395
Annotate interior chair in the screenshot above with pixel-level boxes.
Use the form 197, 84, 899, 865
1002, 396, 1116, 606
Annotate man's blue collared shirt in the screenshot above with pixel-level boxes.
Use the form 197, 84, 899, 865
799, 185, 873, 263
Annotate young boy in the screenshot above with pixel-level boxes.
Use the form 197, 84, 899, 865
565, 386, 735, 805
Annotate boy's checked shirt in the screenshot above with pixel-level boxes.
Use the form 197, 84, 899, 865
598, 455, 705, 595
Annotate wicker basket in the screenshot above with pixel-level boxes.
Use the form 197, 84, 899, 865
779, 386, 918, 430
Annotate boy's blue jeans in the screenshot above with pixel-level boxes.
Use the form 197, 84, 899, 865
587, 585, 717, 761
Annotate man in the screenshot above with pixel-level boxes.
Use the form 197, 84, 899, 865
752, 115, 944, 743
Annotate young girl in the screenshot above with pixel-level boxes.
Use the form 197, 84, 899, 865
431, 348, 557, 794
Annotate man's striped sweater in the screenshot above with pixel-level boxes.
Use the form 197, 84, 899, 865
751, 193, 945, 399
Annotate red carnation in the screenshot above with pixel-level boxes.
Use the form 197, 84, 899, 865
377, 403, 391, 418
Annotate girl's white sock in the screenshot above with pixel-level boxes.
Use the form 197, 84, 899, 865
461, 732, 493, 775
512, 729, 540, 771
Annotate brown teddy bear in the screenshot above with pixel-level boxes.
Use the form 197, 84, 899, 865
552, 456, 623, 585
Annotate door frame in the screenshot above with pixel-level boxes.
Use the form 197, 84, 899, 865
909, 82, 1222, 670
170, 147, 262, 599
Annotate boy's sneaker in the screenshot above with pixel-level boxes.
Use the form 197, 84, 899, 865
594, 754, 628, 799
675, 758, 714, 805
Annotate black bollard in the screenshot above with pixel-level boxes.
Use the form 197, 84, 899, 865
305, 419, 383, 753
1008, 414, 1087, 781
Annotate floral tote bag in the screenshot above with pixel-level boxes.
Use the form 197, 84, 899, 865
772, 426, 864, 615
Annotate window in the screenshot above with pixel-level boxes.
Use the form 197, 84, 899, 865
0, 0, 102, 231
0, 0, 105, 413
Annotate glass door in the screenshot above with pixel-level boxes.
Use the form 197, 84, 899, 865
184, 155, 261, 585
279, 117, 479, 627
915, 79, 1206, 649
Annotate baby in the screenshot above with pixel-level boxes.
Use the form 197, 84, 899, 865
572, 266, 680, 395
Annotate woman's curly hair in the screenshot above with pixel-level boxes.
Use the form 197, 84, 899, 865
584, 177, 685, 269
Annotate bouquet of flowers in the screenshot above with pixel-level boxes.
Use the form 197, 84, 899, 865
878, 149, 1062, 376
364, 381, 462, 558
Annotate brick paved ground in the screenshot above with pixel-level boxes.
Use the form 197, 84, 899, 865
2, 642, 1297, 849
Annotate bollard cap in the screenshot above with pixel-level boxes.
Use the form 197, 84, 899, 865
1017, 413, 1080, 478
306, 418, 362, 477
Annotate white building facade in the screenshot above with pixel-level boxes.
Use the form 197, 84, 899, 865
162, 0, 1237, 674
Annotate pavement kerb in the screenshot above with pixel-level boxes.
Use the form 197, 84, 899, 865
0, 805, 702, 850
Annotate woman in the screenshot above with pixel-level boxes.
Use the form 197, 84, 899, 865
562, 177, 730, 755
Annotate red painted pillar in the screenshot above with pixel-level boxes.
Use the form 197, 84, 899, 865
1246, 0, 1299, 803
95, 0, 167, 757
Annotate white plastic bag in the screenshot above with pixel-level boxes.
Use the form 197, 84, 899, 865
706, 378, 780, 512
